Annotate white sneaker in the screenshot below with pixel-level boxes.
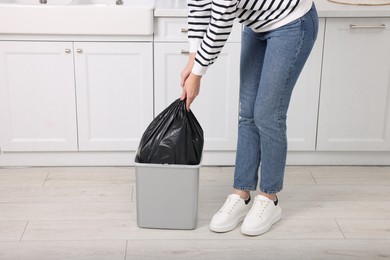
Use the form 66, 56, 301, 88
241, 195, 282, 236
209, 194, 250, 233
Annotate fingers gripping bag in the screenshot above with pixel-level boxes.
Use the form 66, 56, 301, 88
135, 99, 203, 165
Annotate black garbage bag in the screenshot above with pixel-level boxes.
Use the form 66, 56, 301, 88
135, 98, 203, 165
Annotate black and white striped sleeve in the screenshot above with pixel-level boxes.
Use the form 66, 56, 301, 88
187, 0, 212, 54
189, 0, 238, 76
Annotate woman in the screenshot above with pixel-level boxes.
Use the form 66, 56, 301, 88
180, 0, 318, 236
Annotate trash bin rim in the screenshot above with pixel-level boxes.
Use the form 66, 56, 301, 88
134, 162, 201, 169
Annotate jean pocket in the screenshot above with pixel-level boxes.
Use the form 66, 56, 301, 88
281, 17, 302, 30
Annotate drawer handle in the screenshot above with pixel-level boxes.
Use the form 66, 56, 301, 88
350, 24, 386, 29
181, 28, 188, 33
64, 49, 71, 54
181, 50, 190, 55
76, 49, 83, 54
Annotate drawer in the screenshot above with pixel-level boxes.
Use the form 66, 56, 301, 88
154, 17, 242, 43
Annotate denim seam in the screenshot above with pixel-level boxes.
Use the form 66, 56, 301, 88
260, 187, 283, 194
308, 5, 318, 41
277, 17, 306, 145
269, 15, 307, 194
233, 185, 257, 191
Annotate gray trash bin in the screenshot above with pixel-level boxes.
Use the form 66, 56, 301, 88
135, 162, 200, 230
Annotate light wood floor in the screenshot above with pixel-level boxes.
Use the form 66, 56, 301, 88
0, 166, 389, 260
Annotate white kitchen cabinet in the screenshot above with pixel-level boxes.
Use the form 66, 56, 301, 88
154, 43, 240, 151
317, 18, 390, 151
74, 42, 153, 151
0, 41, 78, 151
0, 41, 153, 153
286, 18, 325, 151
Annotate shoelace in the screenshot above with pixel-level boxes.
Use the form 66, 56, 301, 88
248, 199, 270, 218
218, 197, 240, 215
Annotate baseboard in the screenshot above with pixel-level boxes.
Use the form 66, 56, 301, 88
0, 150, 389, 167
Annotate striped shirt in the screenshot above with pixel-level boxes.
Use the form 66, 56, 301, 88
188, 0, 313, 75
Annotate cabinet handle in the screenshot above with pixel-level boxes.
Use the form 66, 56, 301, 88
180, 50, 190, 55
181, 28, 188, 33
350, 24, 386, 29
65, 49, 71, 54
76, 49, 83, 54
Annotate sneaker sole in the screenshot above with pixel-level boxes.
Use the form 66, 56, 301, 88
240, 210, 282, 236
209, 214, 247, 233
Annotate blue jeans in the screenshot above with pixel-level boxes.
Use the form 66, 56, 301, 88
233, 4, 318, 194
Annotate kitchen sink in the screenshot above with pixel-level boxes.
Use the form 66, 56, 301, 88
0, 0, 155, 35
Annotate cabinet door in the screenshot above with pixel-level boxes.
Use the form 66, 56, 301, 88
317, 18, 390, 151
286, 18, 325, 151
74, 42, 153, 151
154, 43, 240, 151
0, 41, 78, 151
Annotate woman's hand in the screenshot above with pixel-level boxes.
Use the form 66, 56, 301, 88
181, 73, 202, 111
181, 53, 196, 86
180, 53, 202, 111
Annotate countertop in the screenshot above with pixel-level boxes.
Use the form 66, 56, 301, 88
155, 0, 390, 17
